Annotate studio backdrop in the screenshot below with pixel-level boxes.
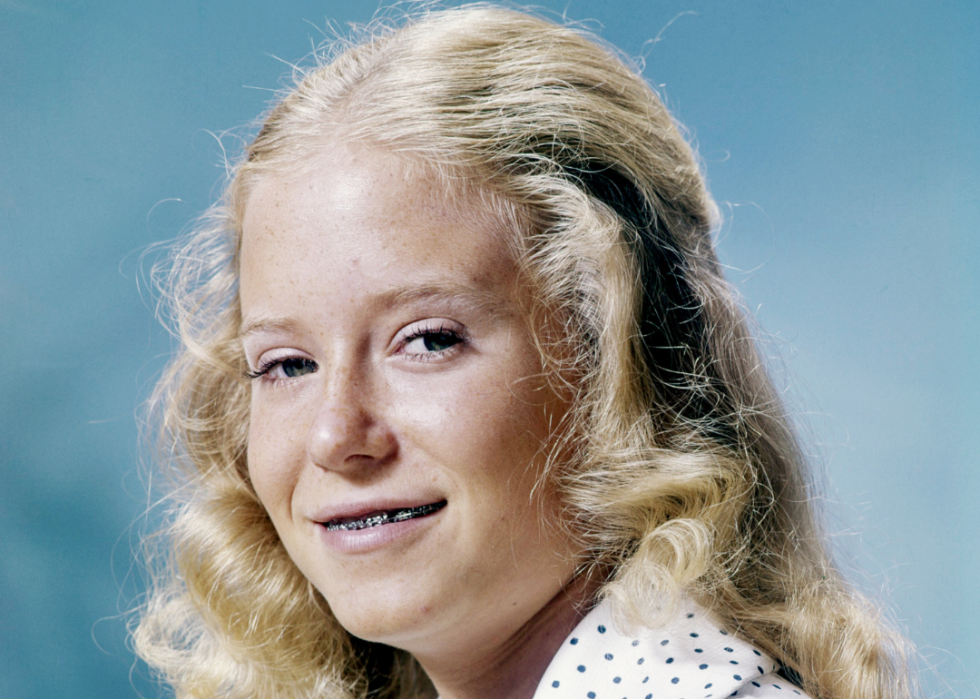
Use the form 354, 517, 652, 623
0, 1, 976, 697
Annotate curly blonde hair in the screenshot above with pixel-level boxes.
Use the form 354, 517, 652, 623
135, 5, 918, 698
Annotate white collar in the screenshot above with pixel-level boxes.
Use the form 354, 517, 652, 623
532, 597, 809, 699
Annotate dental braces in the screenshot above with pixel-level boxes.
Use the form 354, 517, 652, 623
324, 502, 444, 531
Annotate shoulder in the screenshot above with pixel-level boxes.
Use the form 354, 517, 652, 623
533, 598, 812, 699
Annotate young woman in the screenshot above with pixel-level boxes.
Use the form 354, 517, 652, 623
135, 6, 917, 698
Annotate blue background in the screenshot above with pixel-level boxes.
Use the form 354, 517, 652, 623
1, 1, 976, 697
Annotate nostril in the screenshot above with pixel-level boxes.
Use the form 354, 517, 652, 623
306, 404, 396, 471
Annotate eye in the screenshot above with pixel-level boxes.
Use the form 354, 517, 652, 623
400, 321, 465, 360
275, 357, 317, 378
247, 355, 318, 381
404, 331, 460, 354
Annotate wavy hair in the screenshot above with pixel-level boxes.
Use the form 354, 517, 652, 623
135, 5, 918, 698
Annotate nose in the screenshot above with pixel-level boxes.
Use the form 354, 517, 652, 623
306, 376, 396, 473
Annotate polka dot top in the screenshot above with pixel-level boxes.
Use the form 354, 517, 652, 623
531, 597, 811, 699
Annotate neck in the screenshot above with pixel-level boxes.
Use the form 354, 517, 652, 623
417, 573, 599, 699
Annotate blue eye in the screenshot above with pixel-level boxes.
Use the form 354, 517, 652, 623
279, 357, 316, 377
402, 324, 465, 357
247, 356, 317, 381
420, 332, 460, 352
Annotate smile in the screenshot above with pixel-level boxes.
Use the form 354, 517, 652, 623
322, 501, 447, 531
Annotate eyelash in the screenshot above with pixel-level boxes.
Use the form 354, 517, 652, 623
244, 355, 316, 382
244, 322, 467, 381
399, 322, 466, 361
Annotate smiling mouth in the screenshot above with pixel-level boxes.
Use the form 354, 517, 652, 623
323, 501, 447, 532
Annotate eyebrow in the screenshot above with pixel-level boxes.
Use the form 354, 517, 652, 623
380, 282, 509, 314
239, 316, 302, 340
239, 281, 513, 340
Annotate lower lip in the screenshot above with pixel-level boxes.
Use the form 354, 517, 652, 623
316, 506, 444, 553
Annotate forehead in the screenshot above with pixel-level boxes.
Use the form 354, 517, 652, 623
252, 145, 509, 241
238, 143, 524, 314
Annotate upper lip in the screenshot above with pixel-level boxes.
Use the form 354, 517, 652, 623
310, 497, 447, 524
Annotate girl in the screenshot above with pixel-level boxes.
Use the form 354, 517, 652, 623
135, 6, 917, 698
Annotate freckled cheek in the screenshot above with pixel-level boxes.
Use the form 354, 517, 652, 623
401, 373, 547, 487
246, 400, 309, 517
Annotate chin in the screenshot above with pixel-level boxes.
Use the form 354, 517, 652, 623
329, 592, 441, 649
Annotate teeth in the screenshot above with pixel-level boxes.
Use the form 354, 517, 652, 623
324, 502, 445, 532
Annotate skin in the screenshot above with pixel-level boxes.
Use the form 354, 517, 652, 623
239, 143, 593, 699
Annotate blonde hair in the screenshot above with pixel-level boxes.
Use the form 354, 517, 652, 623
135, 5, 918, 698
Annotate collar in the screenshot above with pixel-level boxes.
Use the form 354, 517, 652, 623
532, 596, 808, 699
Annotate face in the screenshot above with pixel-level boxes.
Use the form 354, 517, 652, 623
239, 144, 580, 663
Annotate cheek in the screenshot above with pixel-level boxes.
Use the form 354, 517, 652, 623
407, 364, 548, 468
430, 360, 559, 503
246, 399, 306, 519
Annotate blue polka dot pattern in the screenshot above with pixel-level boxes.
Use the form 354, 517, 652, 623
531, 596, 811, 699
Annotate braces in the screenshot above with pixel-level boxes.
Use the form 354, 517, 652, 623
325, 502, 445, 531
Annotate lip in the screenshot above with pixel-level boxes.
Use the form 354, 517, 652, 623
310, 496, 446, 525
311, 497, 447, 554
